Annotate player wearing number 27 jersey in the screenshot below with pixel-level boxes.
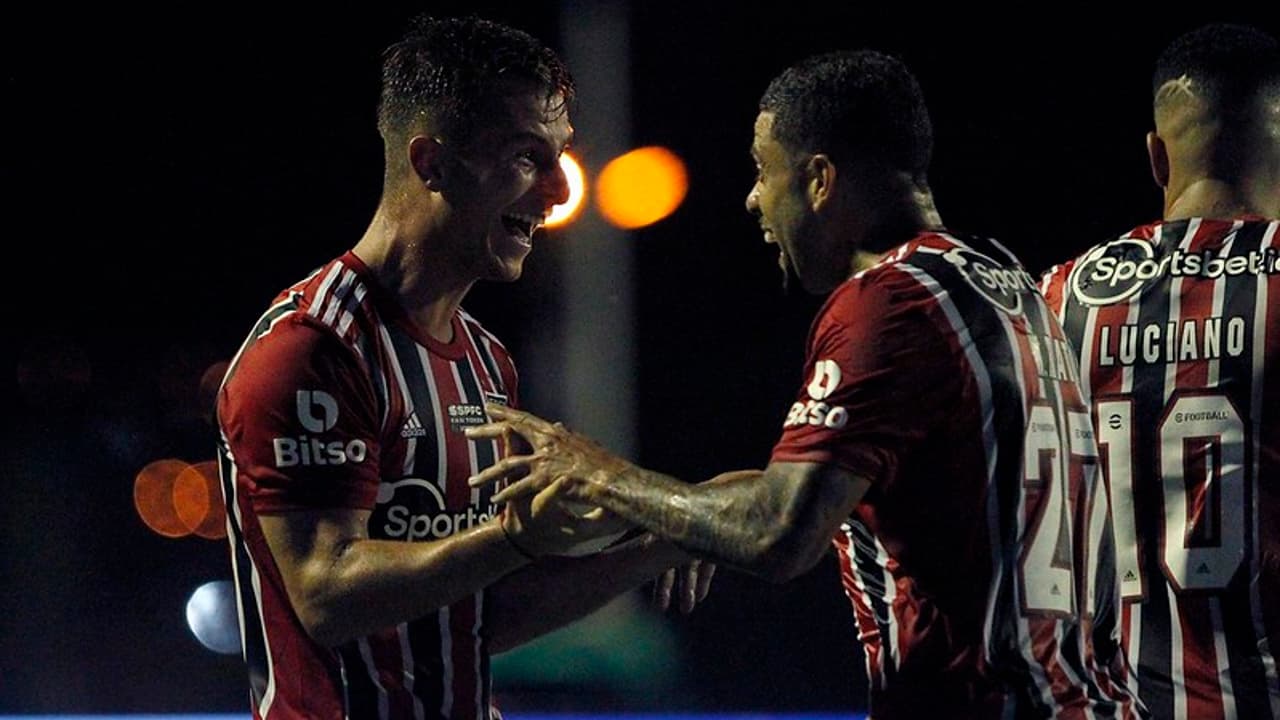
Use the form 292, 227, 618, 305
1039, 23, 1280, 720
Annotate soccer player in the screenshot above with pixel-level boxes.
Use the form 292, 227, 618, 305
215, 15, 711, 720
1039, 23, 1280, 719
469, 50, 1146, 718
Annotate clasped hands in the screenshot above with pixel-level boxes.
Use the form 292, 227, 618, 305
466, 403, 714, 613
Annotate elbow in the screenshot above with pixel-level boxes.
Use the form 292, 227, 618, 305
293, 595, 350, 648
742, 522, 829, 584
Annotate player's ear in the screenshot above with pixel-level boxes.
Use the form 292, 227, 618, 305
409, 136, 447, 191
1146, 131, 1170, 189
806, 154, 836, 211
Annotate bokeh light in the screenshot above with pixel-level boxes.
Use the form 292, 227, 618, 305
134, 459, 194, 538
544, 152, 586, 228
174, 461, 227, 539
594, 146, 688, 229
186, 580, 241, 655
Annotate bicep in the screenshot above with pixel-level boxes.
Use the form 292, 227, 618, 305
748, 461, 871, 577
764, 460, 870, 534
259, 508, 371, 601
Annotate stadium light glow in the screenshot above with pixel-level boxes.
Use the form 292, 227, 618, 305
544, 152, 586, 228
595, 146, 688, 230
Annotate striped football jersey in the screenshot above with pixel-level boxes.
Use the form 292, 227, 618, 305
1041, 218, 1280, 720
773, 231, 1146, 719
217, 252, 517, 720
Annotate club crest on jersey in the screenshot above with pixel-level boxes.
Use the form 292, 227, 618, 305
447, 403, 487, 431
1069, 238, 1158, 306
942, 247, 1033, 315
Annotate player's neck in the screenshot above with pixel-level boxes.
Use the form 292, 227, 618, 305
1165, 178, 1269, 221
353, 205, 473, 343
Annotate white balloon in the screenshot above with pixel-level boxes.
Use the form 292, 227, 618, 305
186, 580, 241, 655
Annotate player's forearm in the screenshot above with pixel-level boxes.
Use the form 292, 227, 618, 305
484, 534, 687, 653
588, 467, 815, 580
294, 521, 528, 646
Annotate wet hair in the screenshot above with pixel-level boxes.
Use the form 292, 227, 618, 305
377, 14, 574, 145
759, 50, 933, 180
1153, 23, 1279, 110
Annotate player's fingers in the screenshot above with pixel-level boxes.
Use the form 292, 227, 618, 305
654, 568, 675, 611
694, 561, 716, 604
467, 453, 543, 488
680, 561, 700, 614
463, 422, 509, 440
486, 403, 559, 435
530, 476, 569, 517
490, 477, 542, 504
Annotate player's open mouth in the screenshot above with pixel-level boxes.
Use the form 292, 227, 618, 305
502, 212, 542, 247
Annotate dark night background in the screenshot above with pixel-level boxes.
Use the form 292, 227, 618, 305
3, 2, 1277, 714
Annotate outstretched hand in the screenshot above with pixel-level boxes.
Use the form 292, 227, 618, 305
465, 404, 630, 507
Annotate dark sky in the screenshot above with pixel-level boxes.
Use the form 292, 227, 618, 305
3, 3, 1277, 714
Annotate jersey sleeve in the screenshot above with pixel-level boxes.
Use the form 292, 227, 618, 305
1038, 260, 1075, 318
218, 316, 382, 513
770, 270, 959, 487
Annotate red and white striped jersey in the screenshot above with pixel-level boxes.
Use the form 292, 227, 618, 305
216, 251, 518, 720
1041, 218, 1280, 720
773, 231, 1146, 719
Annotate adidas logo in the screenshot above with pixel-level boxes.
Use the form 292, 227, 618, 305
1123, 570, 1137, 582
400, 412, 428, 438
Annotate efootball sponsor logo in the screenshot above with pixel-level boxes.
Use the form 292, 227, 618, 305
373, 477, 499, 540
785, 359, 848, 429
1071, 238, 1280, 307
272, 389, 369, 467
942, 247, 1035, 315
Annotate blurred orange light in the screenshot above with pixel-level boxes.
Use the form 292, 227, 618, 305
544, 152, 586, 228
135, 459, 193, 538
595, 146, 688, 229
174, 461, 227, 540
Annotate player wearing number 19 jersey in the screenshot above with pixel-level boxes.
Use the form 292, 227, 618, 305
1039, 24, 1280, 720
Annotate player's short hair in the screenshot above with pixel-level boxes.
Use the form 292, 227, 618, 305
377, 14, 575, 145
759, 50, 933, 181
1153, 23, 1279, 110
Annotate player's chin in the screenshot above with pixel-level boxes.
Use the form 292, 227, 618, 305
485, 253, 529, 283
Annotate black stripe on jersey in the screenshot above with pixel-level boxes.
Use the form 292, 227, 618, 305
217, 447, 273, 705
384, 324, 442, 483
1223, 586, 1272, 719
903, 237, 1049, 712
454, 355, 496, 503
465, 321, 506, 397
479, 635, 492, 720
847, 518, 897, 684
1127, 220, 1187, 720
408, 611, 448, 720
1205, 221, 1268, 718
357, 332, 391, 434
337, 644, 380, 720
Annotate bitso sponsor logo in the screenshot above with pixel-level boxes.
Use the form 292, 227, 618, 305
807, 360, 841, 400
297, 389, 339, 432
785, 359, 848, 429
942, 247, 1034, 314
272, 388, 368, 467
373, 478, 498, 540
